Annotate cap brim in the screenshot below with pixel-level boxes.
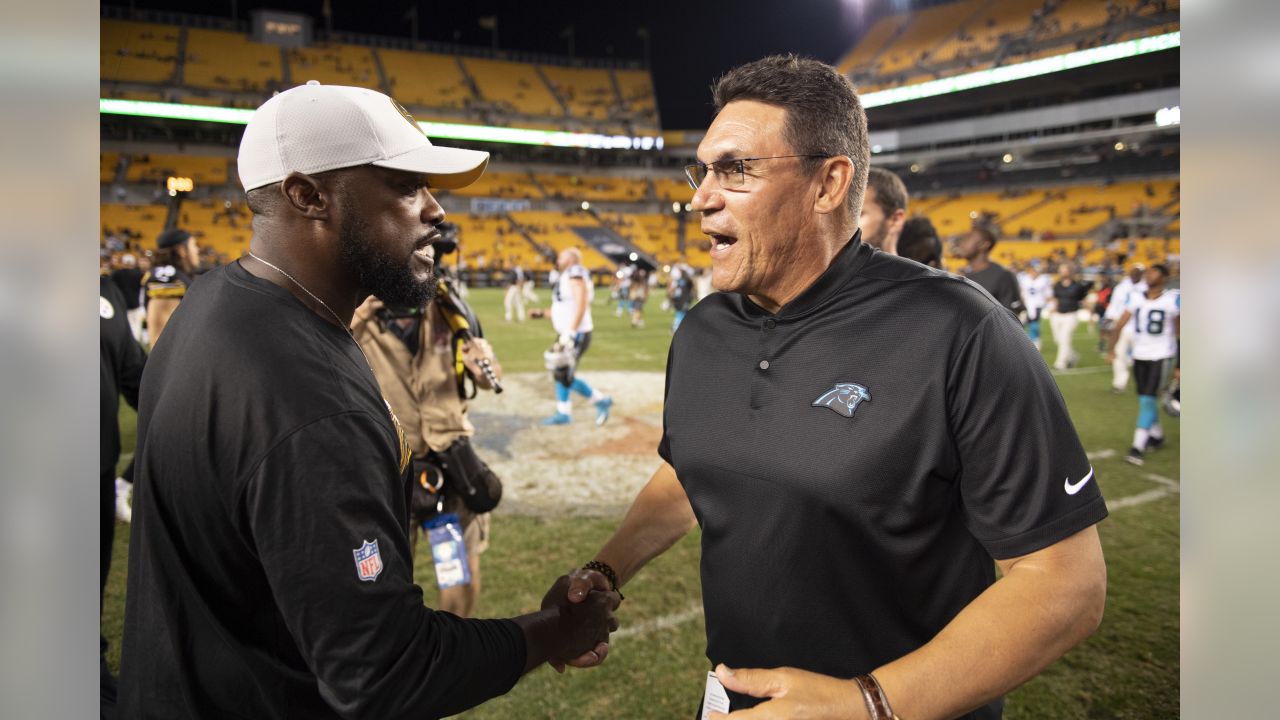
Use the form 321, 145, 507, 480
372, 145, 490, 190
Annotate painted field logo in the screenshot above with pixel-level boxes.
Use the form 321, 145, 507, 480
812, 383, 872, 418
352, 539, 383, 582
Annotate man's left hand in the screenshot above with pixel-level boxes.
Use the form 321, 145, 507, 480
460, 338, 500, 382
707, 664, 865, 719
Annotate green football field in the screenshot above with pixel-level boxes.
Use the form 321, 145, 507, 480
104, 285, 1178, 718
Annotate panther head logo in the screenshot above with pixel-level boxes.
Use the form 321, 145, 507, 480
812, 383, 872, 418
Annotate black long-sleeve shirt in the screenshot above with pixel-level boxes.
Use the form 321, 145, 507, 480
118, 262, 525, 719
100, 277, 145, 477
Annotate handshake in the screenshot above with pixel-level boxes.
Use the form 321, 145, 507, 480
516, 566, 623, 675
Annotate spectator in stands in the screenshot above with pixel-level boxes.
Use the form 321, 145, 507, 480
896, 216, 943, 268
119, 82, 618, 719
859, 167, 909, 253
951, 225, 1025, 317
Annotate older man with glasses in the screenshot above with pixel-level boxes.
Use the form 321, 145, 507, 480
554, 55, 1109, 720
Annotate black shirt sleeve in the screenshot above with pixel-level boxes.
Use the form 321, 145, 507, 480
946, 307, 1107, 559
239, 411, 525, 719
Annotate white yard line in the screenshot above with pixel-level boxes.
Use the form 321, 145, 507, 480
1051, 366, 1110, 376
613, 604, 704, 640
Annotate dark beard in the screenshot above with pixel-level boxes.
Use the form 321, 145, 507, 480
337, 208, 436, 308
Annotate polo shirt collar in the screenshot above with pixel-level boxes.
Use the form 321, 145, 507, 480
737, 230, 871, 320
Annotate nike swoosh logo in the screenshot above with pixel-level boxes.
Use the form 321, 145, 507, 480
1064, 467, 1095, 495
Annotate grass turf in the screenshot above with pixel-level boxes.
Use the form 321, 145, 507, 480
105, 287, 1177, 718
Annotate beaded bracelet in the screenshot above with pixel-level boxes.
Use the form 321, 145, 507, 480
582, 560, 625, 602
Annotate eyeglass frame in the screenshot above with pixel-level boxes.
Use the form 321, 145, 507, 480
683, 154, 836, 191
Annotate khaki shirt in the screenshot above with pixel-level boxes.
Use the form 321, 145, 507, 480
354, 303, 471, 455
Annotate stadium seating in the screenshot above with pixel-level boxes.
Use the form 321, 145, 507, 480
451, 214, 550, 271
101, 20, 180, 84
463, 58, 562, 117
509, 211, 611, 269
844, 0, 1176, 89
380, 49, 473, 110
653, 176, 691, 204
917, 180, 1178, 240
837, 15, 909, 75
875, 0, 986, 77
541, 66, 616, 121
928, 0, 1043, 66
287, 43, 381, 90
102, 153, 121, 184
102, 203, 167, 245
445, 171, 542, 199
178, 199, 252, 259
124, 153, 230, 186
613, 69, 658, 117
184, 28, 283, 94
534, 173, 648, 202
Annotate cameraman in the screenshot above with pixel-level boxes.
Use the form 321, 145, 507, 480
352, 227, 502, 618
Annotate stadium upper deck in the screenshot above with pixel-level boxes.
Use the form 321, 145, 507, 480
837, 0, 1178, 93
100, 16, 660, 134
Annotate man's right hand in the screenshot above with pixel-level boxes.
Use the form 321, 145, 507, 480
536, 575, 620, 673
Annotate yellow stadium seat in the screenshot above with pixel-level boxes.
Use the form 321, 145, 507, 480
613, 70, 658, 117
541, 66, 616, 122
101, 20, 179, 84
464, 58, 562, 117
287, 43, 381, 90
125, 154, 230, 186
380, 49, 473, 110
102, 204, 167, 245
184, 28, 283, 93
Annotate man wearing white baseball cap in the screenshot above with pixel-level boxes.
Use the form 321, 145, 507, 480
117, 82, 619, 719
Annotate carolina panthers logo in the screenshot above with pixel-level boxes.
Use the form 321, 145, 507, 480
812, 383, 872, 418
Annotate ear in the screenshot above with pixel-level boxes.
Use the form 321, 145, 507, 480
813, 156, 854, 216
280, 172, 331, 220
889, 208, 907, 235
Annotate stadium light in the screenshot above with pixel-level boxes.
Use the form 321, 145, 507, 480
581, 201, 591, 211
1155, 106, 1180, 127
859, 31, 1180, 109
98, 98, 667, 151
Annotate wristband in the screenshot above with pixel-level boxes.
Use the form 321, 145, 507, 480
582, 560, 625, 602
853, 673, 899, 720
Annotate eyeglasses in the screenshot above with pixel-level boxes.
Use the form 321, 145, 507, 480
683, 154, 831, 190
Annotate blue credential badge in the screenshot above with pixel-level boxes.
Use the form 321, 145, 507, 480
426, 513, 471, 589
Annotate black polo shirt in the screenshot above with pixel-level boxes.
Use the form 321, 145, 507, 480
1052, 279, 1092, 314
659, 237, 1106, 717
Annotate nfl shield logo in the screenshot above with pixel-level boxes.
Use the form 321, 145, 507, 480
352, 539, 384, 582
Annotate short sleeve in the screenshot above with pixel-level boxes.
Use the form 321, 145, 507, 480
946, 308, 1108, 559
241, 412, 524, 719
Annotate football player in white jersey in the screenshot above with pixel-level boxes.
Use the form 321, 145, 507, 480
1103, 264, 1147, 392
1018, 263, 1053, 351
1107, 264, 1179, 465
545, 247, 613, 425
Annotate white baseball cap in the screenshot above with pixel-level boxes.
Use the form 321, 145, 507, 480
237, 81, 489, 192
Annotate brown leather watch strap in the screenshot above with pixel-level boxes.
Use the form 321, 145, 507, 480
853, 673, 898, 720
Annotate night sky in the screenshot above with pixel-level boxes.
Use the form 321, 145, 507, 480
118, 0, 890, 129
